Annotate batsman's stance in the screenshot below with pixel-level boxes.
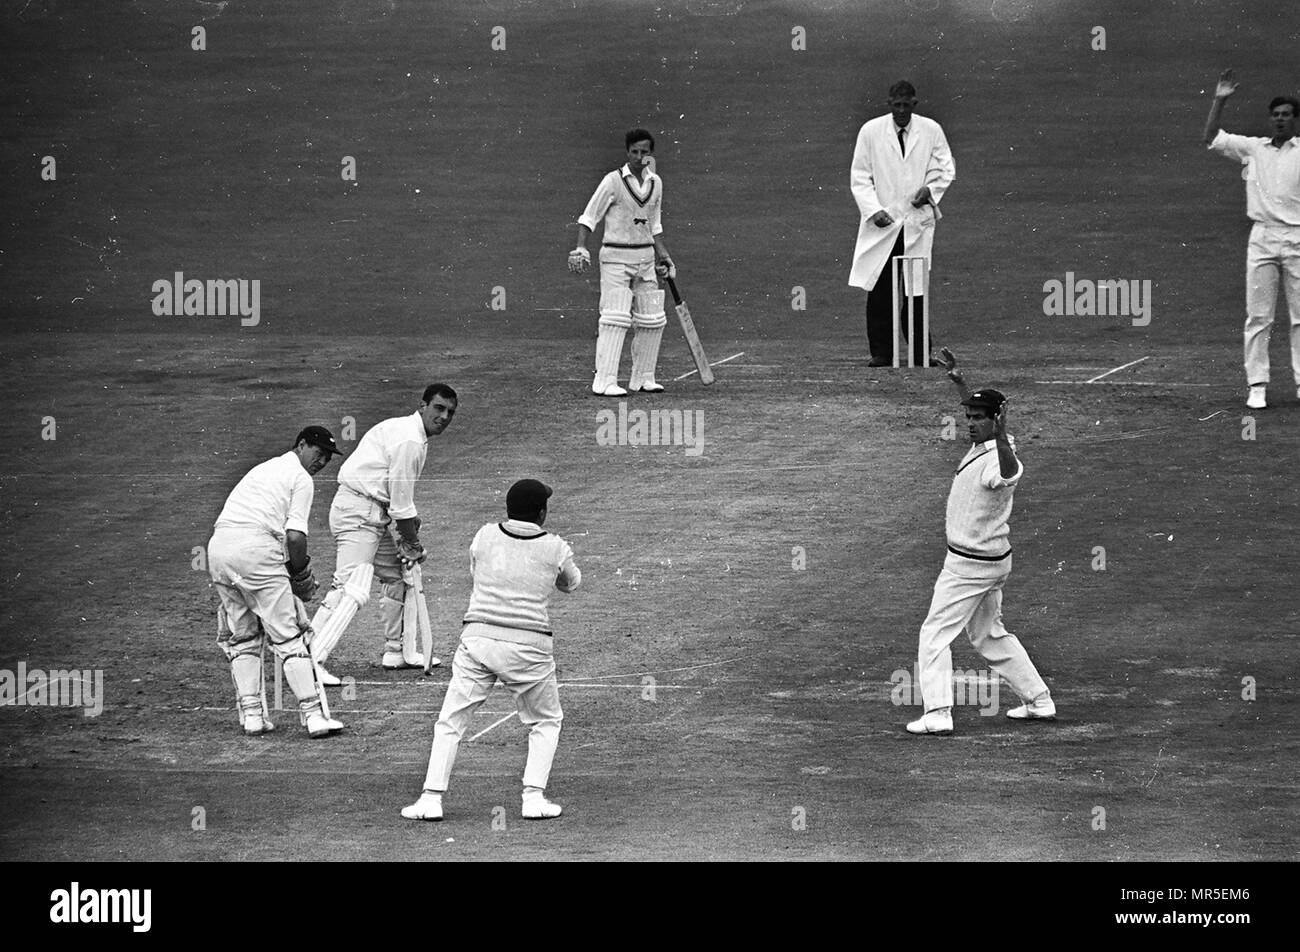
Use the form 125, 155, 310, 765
569, 128, 677, 396
906, 350, 1055, 735
402, 479, 581, 822
310, 384, 457, 684
209, 426, 346, 738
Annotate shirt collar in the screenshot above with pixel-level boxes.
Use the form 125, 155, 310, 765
409, 410, 429, 439
621, 163, 651, 181
503, 518, 543, 533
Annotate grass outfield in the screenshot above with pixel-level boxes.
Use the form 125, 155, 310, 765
0, 0, 1297, 861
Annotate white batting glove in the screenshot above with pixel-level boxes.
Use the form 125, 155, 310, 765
568, 247, 590, 273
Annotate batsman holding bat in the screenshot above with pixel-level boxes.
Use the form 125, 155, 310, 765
569, 128, 676, 396
208, 426, 346, 738
906, 349, 1055, 735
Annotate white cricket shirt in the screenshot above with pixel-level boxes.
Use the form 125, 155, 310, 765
945, 439, 1023, 559
462, 520, 581, 635
213, 451, 313, 540
1208, 129, 1300, 226
578, 164, 663, 264
335, 411, 428, 520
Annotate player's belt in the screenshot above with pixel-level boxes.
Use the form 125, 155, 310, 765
340, 484, 387, 508
602, 242, 654, 249
947, 544, 1011, 562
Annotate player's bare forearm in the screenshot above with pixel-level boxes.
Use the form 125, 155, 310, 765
1203, 69, 1237, 144
575, 224, 592, 250
939, 347, 972, 400
653, 236, 671, 262
285, 531, 309, 573
993, 407, 1016, 478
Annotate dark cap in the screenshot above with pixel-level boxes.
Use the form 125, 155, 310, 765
961, 389, 1007, 414
506, 478, 552, 519
295, 425, 345, 457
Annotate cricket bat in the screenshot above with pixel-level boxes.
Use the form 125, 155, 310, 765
663, 275, 715, 384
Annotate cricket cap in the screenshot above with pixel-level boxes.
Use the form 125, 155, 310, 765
295, 425, 345, 457
506, 478, 553, 518
961, 389, 1007, 413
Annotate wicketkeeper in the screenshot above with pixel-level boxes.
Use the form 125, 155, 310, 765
402, 478, 581, 822
209, 426, 345, 738
569, 128, 677, 396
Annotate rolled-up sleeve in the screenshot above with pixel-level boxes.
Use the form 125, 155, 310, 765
285, 472, 313, 535
385, 439, 425, 520
578, 174, 615, 231
555, 542, 582, 592
1208, 128, 1253, 161
981, 453, 1023, 490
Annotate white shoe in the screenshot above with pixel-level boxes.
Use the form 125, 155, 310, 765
305, 712, 345, 738
1007, 694, 1057, 720
522, 795, 563, 819
401, 792, 444, 821
1295, 386, 1300, 401
242, 712, 275, 735
315, 663, 341, 687
592, 382, 628, 397
425, 656, 442, 669
906, 710, 953, 734
1246, 386, 1266, 410
382, 651, 425, 670
631, 380, 665, 393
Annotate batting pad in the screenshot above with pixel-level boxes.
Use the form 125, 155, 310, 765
310, 562, 375, 661
598, 287, 634, 328
632, 289, 667, 328
629, 324, 665, 389
594, 322, 628, 387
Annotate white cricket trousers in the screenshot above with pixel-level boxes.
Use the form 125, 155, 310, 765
421, 626, 564, 792
1244, 222, 1300, 387
917, 552, 1048, 713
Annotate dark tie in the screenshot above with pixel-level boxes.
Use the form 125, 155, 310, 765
898, 125, 907, 157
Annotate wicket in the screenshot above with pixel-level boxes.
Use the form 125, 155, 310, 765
890, 255, 932, 368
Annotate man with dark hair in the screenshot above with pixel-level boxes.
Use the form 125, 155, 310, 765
308, 385, 458, 681
1204, 69, 1300, 409
402, 478, 582, 822
849, 79, 955, 366
209, 425, 346, 737
906, 350, 1054, 735
569, 128, 677, 395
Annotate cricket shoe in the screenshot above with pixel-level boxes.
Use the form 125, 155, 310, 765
630, 380, 665, 393
401, 791, 444, 821
905, 710, 954, 735
522, 795, 563, 820
241, 713, 275, 735
592, 383, 628, 397
1246, 385, 1266, 409
1007, 694, 1057, 720
382, 651, 426, 670
305, 712, 345, 738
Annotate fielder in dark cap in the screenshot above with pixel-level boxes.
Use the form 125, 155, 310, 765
402, 478, 582, 822
904, 349, 1055, 734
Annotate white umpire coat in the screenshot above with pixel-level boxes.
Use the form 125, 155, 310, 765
848, 113, 955, 291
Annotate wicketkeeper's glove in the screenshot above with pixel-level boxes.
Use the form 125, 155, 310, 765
288, 558, 318, 601
568, 247, 591, 273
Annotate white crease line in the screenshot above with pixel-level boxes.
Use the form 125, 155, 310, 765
565, 657, 746, 681
467, 711, 517, 742
1085, 356, 1149, 383
1034, 380, 1212, 387
673, 351, 746, 381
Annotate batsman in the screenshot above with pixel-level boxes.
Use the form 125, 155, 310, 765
569, 128, 677, 396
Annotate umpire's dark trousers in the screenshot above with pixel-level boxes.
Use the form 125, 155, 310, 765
866, 232, 928, 365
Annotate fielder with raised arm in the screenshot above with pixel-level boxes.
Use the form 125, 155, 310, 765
569, 128, 677, 396
310, 385, 457, 684
905, 349, 1054, 735
1203, 68, 1300, 409
209, 426, 346, 738
402, 479, 581, 822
